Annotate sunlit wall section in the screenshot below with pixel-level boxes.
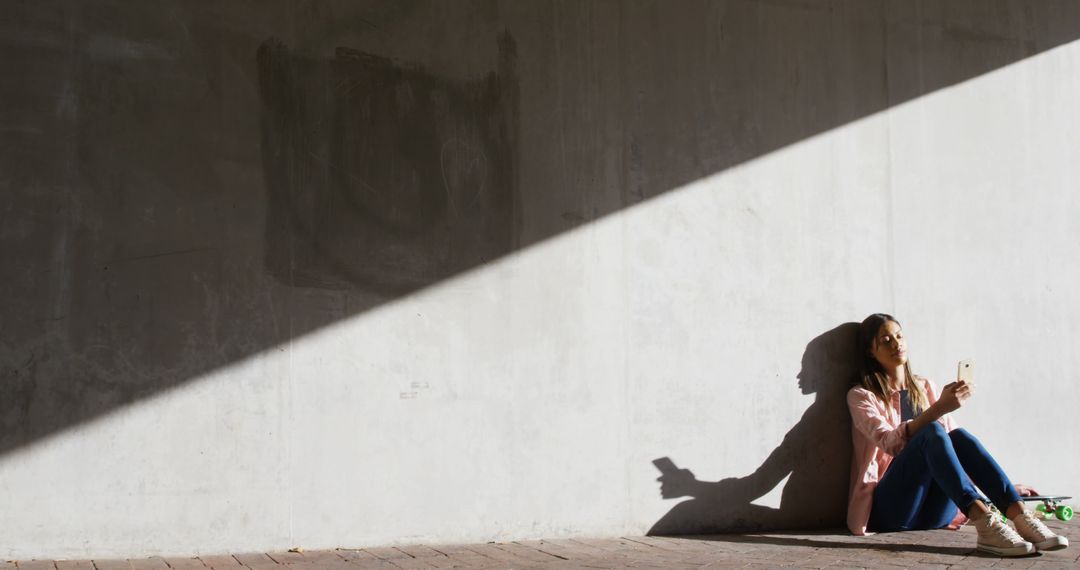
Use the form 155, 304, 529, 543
887, 43, 1080, 496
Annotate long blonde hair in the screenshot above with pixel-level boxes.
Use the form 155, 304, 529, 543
856, 313, 929, 413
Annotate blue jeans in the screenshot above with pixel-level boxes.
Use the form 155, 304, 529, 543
868, 423, 1022, 532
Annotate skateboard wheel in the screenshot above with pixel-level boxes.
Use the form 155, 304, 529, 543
1035, 503, 1051, 519
1056, 506, 1073, 522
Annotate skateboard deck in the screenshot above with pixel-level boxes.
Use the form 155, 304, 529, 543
1019, 495, 1073, 521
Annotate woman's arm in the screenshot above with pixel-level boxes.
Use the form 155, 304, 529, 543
905, 380, 972, 437
847, 388, 910, 456
903, 405, 945, 437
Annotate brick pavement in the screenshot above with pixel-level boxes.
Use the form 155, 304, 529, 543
4, 518, 1078, 569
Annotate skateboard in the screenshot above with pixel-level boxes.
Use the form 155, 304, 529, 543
1022, 496, 1073, 522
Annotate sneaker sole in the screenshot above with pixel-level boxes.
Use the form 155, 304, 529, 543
977, 543, 1035, 557
1034, 537, 1069, 551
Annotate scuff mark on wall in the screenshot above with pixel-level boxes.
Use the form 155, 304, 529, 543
256, 33, 519, 294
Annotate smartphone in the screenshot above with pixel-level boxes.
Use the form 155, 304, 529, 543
652, 457, 679, 475
957, 359, 975, 384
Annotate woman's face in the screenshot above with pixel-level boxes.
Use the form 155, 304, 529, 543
870, 320, 908, 370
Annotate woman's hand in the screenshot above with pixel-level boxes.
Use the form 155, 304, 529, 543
1015, 483, 1040, 497
934, 380, 974, 414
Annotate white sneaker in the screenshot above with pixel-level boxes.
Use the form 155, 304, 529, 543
1013, 511, 1070, 551
973, 512, 1034, 557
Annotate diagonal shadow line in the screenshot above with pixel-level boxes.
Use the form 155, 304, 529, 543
2, 0, 1080, 459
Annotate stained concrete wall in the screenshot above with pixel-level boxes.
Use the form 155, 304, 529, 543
2, 0, 1079, 559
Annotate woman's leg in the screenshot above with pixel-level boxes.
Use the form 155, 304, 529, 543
870, 422, 983, 531
949, 427, 1070, 552
909, 480, 962, 530
872, 423, 1035, 555
948, 428, 1023, 514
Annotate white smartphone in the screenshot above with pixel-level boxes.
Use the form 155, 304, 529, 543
957, 359, 975, 384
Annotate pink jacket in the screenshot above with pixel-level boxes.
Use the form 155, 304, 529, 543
846, 376, 957, 535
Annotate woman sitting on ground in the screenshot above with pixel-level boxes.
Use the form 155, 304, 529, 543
847, 313, 1068, 557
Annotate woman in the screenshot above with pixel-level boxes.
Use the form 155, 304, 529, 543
847, 313, 1068, 556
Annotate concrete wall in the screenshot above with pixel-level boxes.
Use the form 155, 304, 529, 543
2, 0, 1079, 559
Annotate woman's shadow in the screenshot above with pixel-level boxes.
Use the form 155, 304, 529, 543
649, 322, 858, 535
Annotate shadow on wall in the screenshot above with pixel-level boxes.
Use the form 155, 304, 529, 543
3, 1, 1080, 458
649, 323, 859, 534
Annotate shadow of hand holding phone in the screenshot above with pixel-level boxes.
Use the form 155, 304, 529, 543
649, 322, 859, 534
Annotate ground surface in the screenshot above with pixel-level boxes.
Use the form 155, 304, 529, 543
4, 519, 1078, 569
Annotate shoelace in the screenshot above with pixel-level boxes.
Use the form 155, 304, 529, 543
1017, 513, 1054, 540
986, 516, 1026, 543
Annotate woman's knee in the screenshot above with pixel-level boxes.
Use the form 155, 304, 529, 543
949, 427, 974, 443
948, 427, 982, 451
921, 421, 949, 438
912, 421, 949, 444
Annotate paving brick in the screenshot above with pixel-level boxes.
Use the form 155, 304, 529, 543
453, 545, 519, 563
391, 547, 446, 560
615, 536, 683, 550
353, 548, 436, 570
573, 537, 657, 558
281, 550, 358, 567
159, 557, 206, 565
428, 552, 492, 568
697, 562, 750, 570
92, 561, 132, 570
509, 540, 576, 562
55, 562, 94, 570
196, 556, 241, 569
230, 554, 277, 570
358, 549, 411, 562
486, 543, 560, 564
328, 551, 395, 570
15, 563, 56, 570
384, 558, 438, 570
128, 558, 170, 570
262, 553, 303, 566
531, 538, 618, 563
328, 560, 392, 569
991, 558, 1040, 569
636, 537, 718, 553
338, 562, 395, 570
15, 562, 56, 570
